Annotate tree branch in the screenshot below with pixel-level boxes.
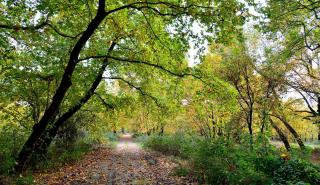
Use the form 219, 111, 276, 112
289, 84, 317, 115
79, 54, 209, 86
15, 1, 109, 173
94, 92, 114, 109
0, 20, 48, 30
104, 76, 164, 108
0, 20, 82, 39
47, 23, 83, 39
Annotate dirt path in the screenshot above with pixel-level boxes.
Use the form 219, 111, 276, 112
34, 134, 195, 185
115, 134, 141, 153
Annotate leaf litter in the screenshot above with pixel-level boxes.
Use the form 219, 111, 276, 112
34, 134, 196, 185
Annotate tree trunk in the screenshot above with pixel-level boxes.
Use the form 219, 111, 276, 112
159, 126, 164, 136
247, 107, 253, 135
270, 118, 291, 151
260, 109, 269, 134
15, 1, 107, 173
272, 114, 305, 150
35, 42, 115, 155
317, 96, 320, 141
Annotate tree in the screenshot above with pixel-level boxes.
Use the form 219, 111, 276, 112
0, 0, 248, 172
260, 0, 320, 140
205, 43, 257, 136
183, 54, 239, 138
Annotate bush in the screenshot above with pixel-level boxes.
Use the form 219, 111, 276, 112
0, 154, 15, 175
0, 124, 30, 175
271, 159, 320, 185
190, 138, 272, 184
57, 144, 90, 164
142, 134, 197, 158
132, 132, 144, 138
15, 175, 34, 185
104, 132, 119, 142
32, 139, 92, 170
143, 134, 320, 185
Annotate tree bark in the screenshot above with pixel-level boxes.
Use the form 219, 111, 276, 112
317, 96, 320, 141
247, 106, 253, 135
271, 114, 305, 150
318, 126, 320, 141
159, 125, 164, 136
35, 42, 116, 155
270, 118, 291, 151
14, 0, 107, 173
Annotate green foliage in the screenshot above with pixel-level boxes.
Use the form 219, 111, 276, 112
133, 133, 148, 143
190, 138, 271, 184
266, 159, 320, 185
0, 123, 30, 174
15, 175, 34, 185
33, 139, 92, 170
143, 134, 320, 185
0, 155, 15, 175
142, 134, 197, 158
1, 0, 319, 183
173, 165, 190, 177
57, 143, 91, 164
104, 132, 119, 142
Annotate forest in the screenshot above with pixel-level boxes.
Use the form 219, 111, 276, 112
0, 0, 320, 184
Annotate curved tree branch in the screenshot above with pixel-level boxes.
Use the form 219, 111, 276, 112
94, 92, 114, 109
104, 76, 164, 108
15, 0, 108, 173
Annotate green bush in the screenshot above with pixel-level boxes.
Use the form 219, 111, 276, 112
58, 140, 91, 163
142, 134, 197, 158
271, 159, 320, 185
134, 134, 148, 143
0, 125, 30, 174
33, 139, 92, 170
104, 132, 119, 142
190, 138, 272, 185
0, 154, 15, 174
143, 134, 320, 185
132, 132, 144, 138
15, 175, 34, 185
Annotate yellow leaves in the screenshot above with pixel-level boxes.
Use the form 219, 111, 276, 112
206, 53, 223, 63
280, 152, 291, 161
200, 52, 223, 75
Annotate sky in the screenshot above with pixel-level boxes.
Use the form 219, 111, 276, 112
186, 0, 264, 67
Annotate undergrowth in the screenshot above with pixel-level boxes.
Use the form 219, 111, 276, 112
142, 134, 320, 185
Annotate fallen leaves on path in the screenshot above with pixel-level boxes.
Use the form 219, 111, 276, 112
34, 135, 196, 185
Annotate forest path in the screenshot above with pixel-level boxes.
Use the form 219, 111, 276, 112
34, 134, 195, 185
115, 134, 141, 153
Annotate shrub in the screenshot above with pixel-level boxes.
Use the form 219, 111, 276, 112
190, 138, 272, 185
143, 134, 320, 185
134, 134, 148, 143
0, 154, 15, 175
104, 132, 119, 142
142, 134, 197, 158
32, 139, 92, 170
132, 132, 144, 138
0, 124, 30, 174
271, 159, 320, 185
